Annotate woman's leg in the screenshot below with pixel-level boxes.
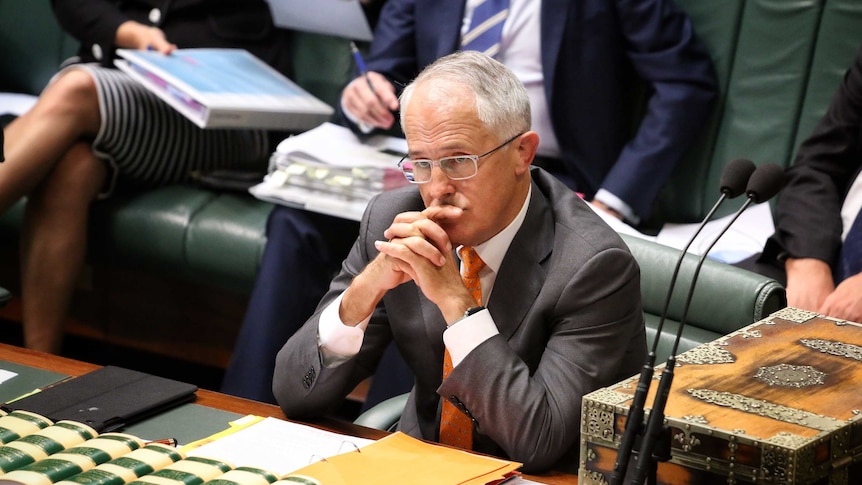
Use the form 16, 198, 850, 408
0, 69, 101, 214
19, 141, 107, 353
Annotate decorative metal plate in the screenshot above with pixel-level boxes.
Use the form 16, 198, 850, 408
754, 363, 826, 388
676, 342, 736, 365
800, 338, 862, 362
688, 388, 843, 432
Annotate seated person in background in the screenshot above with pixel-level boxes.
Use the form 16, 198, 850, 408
225, 0, 716, 405
746, 43, 862, 323
0, 0, 292, 354
272, 51, 647, 473
341, 0, 717, 226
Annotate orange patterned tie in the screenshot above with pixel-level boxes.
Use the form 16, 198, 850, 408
439, 246, 486, 449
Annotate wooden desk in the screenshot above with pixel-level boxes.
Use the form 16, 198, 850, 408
0, 343, 576, 484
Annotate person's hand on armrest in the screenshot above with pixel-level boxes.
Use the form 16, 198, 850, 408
785, 257, 834, 312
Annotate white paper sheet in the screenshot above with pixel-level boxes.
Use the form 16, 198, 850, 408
187, 417, 374, 477
0, 92, 38, 116
655, 202, 775, 263
265, 0, 373, 41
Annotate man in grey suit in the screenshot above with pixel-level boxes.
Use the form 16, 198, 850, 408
272, 51, 646, 473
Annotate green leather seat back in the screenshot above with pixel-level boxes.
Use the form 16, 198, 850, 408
660, 0, 862, 225
792, 0, 862, 154
652, 0, 744, 224
0, 0, 76, 94
658, 0, 823, 223
289, 32, 353, 110
621, 234, 786, 362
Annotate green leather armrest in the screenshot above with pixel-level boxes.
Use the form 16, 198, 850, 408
353, 393, 409, 432
621, 234, 786, 361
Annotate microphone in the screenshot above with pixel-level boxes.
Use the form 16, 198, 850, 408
627, 162, 784, 485
609, 158, 755, 485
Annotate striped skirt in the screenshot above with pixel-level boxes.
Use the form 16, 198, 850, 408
67, 64, 270, 197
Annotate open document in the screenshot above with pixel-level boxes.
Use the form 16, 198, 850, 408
114, 48, 334, 130
249, 122, 410, 221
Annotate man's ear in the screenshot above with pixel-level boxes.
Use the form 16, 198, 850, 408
516, 131, 540, 174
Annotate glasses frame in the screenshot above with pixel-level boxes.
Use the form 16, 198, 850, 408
397, 132, 524, 184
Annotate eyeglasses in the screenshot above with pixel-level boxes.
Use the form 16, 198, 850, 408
397, 132, 524, 184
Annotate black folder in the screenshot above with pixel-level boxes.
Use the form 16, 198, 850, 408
1, 365, 197, 432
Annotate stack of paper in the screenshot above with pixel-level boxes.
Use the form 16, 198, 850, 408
185, 417, 521, 484
249, 122, 410, 221
114, 48, 334, 130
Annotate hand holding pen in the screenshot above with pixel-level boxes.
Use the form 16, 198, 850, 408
343, 41, 399, 130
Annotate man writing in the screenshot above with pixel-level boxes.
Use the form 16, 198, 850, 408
273, 51, 646, 473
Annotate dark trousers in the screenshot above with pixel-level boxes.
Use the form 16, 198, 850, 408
220, 206, 357, 403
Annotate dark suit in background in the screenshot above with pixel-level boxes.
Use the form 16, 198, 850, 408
273, 169, 646, 473
346, 0, 717, 221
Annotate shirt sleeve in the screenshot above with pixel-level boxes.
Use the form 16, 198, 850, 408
442, 308, 498, 366
317, 292, 371, 366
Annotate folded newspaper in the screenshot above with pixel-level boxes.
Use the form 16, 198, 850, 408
250, 122, 410, 220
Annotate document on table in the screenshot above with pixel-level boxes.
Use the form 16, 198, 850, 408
655, 201, 775, 263
186, 416, 374, 476
249, 122, 409, 221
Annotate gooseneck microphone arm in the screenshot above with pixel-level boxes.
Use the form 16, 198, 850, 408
608, 158, 755, 485
627, 163, 785, 485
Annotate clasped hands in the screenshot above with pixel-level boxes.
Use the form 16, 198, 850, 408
359, 206, 477, 324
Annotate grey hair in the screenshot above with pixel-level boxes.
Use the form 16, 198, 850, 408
399, 50, 531, 141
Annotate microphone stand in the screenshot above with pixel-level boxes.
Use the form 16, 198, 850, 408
608, 191, 732, 485
627, 197, 756, 485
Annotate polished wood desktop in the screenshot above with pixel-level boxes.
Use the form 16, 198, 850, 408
0, 342, 576, 485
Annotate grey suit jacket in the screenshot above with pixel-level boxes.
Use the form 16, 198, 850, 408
273, 168, 646, 473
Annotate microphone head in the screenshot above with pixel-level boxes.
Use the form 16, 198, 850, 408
719, 158, 756, 198
746, 163, 785, 203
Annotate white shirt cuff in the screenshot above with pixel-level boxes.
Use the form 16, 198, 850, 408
318, 293, 370, 366
442, 308, 498, 367
594, 188, 639, 224
340, 97, 375, 134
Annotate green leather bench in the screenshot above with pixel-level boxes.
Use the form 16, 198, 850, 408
1, 0, 860, 367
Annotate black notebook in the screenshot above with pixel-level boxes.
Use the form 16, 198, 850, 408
1, 365, 197, 432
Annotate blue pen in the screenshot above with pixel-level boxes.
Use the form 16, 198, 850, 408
350, 41, 378, 97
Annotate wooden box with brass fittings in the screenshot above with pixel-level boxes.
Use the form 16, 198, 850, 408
579, 308, 862, 485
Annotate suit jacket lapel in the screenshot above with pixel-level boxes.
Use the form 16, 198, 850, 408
487, 180, 553, 339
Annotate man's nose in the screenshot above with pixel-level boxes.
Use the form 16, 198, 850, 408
424, 166, 455, 197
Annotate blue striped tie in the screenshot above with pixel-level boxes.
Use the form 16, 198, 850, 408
838, 210, 862, 281
461, 0, 510, 58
